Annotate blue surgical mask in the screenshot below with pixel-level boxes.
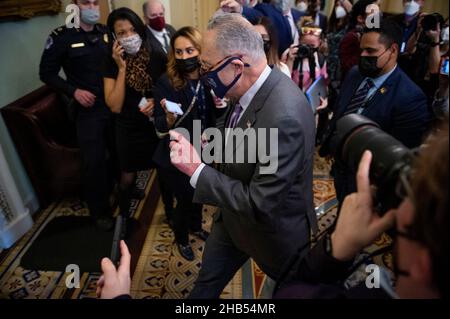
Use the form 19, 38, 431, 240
81, 8, 100, 25
201, 57, 250, 99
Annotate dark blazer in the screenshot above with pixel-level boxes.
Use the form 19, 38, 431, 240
321, 65, 431, 154
298, 11, 328, 33
145, 24, 176, 83
152, 74, 224, 169
192, 68, 317, 279
243, 4, 302, 57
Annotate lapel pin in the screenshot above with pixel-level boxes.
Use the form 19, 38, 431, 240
247, 120, 252, 129
380, 87, 387, 94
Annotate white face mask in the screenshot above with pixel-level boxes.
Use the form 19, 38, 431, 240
274, 0, 293, 13
296, 1, 307, 12
119, 34, 142, 55
335, 6, 347, 19
442, 26, 449, 43
404, 0, 420, 17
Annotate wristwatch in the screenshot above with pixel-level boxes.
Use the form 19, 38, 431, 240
430, 42, 440, 47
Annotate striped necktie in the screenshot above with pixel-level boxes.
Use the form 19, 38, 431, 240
344, 79, 375, 115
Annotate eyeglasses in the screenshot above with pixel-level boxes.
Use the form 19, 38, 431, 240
199, 56, 233, 75
301, 27, 322, 36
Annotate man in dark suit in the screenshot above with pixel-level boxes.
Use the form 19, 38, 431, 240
169, 13, 316, 298
298, 0, 328, 34
320, 19, 431, 204
221, 0, 302, 57
143, 0, 176, 82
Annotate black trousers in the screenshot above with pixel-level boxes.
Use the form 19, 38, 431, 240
156, 169, 174, 220
189, 218, 249, 299
159, 167, 202, 245
76, 107, 116, 218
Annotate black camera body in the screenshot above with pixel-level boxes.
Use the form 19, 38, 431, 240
330, 114, 415, 213
422, 13, 444, 32
296, 44, 314, 59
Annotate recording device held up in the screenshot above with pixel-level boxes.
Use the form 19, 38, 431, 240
329, 114, 416, 213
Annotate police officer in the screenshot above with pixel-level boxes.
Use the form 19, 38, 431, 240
39, 0, 115, 230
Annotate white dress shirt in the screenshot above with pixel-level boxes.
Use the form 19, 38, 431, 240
147, 25, 170, 53
285, 11, 299, 46
189, 65, 272, 188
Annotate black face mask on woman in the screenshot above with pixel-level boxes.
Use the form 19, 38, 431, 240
175, 56, 199, 74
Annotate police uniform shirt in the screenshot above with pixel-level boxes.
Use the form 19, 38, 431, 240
39, 24, 110, 102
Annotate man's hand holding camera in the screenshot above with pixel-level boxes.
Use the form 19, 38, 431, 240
331, 151, 396, 261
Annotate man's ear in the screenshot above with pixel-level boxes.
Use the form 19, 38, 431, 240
410, 246, 434, 287
232, 59, 245, 73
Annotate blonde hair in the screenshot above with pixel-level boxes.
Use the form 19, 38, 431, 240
167, 26, 202, 91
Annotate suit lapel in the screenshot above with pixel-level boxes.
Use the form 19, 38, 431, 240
146, 27, 166, 54
362, 68, 399, 115
336, 72, 364, 119
224, 69, 280, 162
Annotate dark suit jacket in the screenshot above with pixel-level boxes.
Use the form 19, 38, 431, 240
243, 4, 302, 57
298, 12, 328, 33
193, 68, 317, 279
321, 65, 431, 155
145, 24, 176, 83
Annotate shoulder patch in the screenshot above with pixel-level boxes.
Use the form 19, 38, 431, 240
51, 25, 68, 36
45, 36, 54, 50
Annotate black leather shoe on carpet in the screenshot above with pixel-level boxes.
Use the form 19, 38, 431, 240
177, 243, 194, 261
95, 216, 114, 231
192, 230, 209, 241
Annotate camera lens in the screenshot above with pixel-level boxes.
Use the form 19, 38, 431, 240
330, 114, 414, 212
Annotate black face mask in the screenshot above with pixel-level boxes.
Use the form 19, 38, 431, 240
359, 48, 391, 78
175, 56, 199, 74
263, 40, 271, 54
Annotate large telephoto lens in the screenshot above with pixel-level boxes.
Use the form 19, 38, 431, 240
331, 114, 414, 212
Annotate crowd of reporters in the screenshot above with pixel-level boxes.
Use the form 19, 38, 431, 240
38, 0, 448, 300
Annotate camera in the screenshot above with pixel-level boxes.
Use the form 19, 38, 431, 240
296, 44, 313, 59
329, 114, 415, 213
422, 13, 444, 32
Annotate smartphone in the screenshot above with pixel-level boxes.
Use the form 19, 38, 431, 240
165, 100, 184, 115
440, 57, 449, 76
110, 215, 124, 266
112, 32, 126, 59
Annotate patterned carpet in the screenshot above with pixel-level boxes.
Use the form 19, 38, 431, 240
0, 153, 393, 299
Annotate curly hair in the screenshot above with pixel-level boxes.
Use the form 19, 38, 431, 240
167, 26, 202, 91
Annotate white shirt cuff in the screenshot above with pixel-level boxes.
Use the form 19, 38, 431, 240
190, 163, 206, 189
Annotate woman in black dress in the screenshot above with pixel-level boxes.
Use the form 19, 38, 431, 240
103, 8, 158, 226
153, 26, 226, 261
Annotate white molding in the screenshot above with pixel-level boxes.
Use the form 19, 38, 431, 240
0, 140, 33, 249
0, 210, 33, 249
24, 194, 40, 215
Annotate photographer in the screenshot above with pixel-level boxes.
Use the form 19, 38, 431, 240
402, 12, 446, 104
286, 21, 328, 144
274, 120, 448, 299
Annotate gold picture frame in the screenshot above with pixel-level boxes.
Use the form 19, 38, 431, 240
0, 0, 62, 22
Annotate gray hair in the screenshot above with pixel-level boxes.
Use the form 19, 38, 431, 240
207, 13, 265, 62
